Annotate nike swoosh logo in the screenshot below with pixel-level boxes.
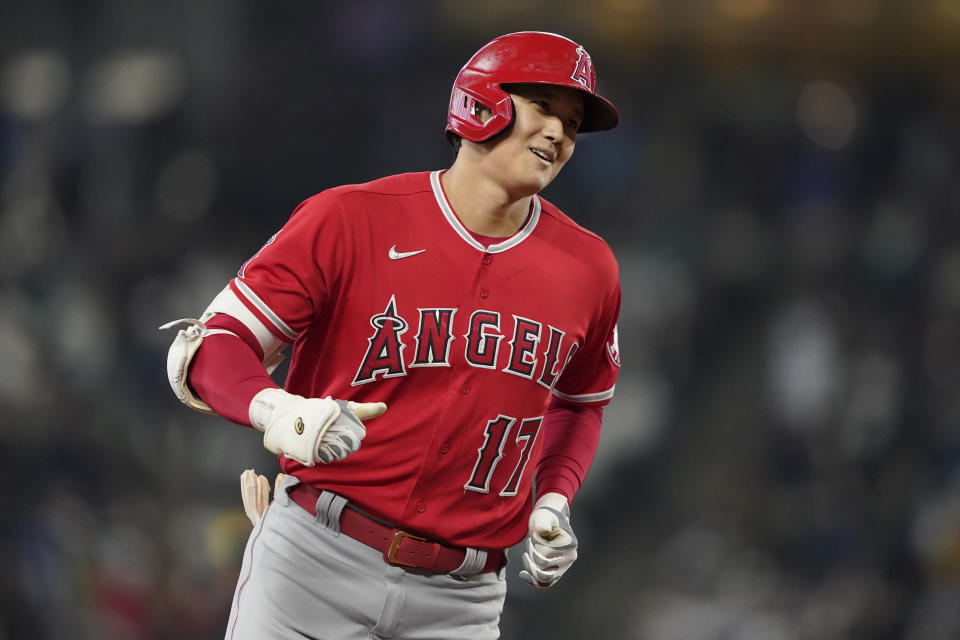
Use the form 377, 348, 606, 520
388, 245, 426, 260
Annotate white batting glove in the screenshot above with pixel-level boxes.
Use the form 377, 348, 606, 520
248, 388, 387, 467
240, 469, 270, 525
519, 492, 578, 589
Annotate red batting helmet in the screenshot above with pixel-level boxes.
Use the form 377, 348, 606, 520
446, 31, 620, 143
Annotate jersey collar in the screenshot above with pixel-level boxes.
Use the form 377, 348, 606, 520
430, 170, 541, 254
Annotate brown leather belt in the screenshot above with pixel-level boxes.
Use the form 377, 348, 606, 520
288, 483, 504, 574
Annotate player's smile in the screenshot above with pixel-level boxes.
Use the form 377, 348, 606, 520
529, 145, 556, 165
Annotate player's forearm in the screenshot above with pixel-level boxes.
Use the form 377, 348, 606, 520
188, 315, 279, 426
533, 399, 603, 502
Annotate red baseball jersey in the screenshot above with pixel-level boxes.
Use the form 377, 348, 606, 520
229, 170, 621, 548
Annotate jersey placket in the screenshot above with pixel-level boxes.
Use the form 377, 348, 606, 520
398, 248, 500, 529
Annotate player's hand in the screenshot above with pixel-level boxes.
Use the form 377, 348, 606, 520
240, 469, 288, 525
248, 388, 387, 467
519, 492, 578, 589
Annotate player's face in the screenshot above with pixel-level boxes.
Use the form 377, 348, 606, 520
485, 84, 584, 195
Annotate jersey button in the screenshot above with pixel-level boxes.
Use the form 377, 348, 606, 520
480, 288, 489, 298
440, 443, 450, 455
460, 384, 471, 395
416, 501, 426, 513
482, 254, 492, 265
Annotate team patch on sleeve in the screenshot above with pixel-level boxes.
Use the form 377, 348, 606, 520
238, 231, 279, 279
607, 324, 621, 367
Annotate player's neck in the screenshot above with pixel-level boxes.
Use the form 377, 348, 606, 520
440, 165, 534, 238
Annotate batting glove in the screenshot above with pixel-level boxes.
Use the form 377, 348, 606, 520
240, 469, 271, 525
240, 469, 288, 525
248, 388, 387, 467
519, 492, 578, 589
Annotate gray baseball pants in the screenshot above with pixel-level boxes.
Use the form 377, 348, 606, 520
225, 477, 507, 639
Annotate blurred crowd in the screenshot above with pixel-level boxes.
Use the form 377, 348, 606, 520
1, 1, 959, 639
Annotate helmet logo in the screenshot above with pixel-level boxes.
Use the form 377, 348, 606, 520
570, 46, 593, 91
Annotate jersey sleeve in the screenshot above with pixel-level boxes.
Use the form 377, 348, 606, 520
228, 192, 348, 343
552, 256, 621, 406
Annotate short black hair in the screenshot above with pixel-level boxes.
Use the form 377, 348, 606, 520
448, 133, 462, 158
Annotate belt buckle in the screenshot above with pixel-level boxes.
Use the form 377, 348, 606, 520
386, 529, 430, 567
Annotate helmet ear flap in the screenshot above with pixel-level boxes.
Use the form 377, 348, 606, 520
447, 84, 514, 143
449, 87, 484, 128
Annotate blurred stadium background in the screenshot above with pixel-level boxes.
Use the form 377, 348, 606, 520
1, 0, 959, 638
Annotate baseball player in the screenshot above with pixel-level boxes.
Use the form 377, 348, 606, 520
162, 31, 622, 639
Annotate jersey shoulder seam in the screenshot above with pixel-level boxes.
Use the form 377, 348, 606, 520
537, 198, 610, 247
324, 172, 434, 199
